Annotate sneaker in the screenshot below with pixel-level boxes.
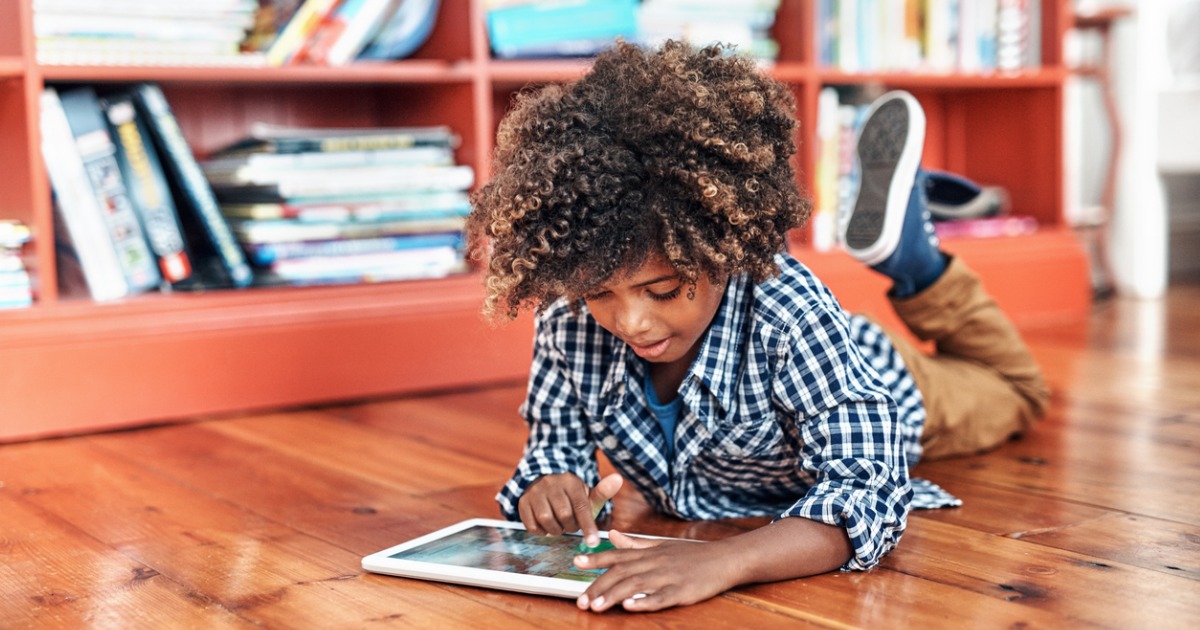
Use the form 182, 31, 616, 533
841, 91, 945, 297
924, 170, 1009, 220
842, 90, 928, 266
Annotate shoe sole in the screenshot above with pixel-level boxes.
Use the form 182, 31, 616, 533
843, 92, 926, 265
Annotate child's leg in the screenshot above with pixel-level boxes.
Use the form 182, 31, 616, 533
881, 257, 1050, 460
842, 90, 1049, 460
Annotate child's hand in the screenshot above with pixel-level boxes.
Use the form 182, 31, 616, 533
572, 530, 738, 613
518, 472, 623, 547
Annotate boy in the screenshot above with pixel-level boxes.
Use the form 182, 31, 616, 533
466, 40, 1048, 613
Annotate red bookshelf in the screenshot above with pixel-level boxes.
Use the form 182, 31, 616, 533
0, 0, 1088, 442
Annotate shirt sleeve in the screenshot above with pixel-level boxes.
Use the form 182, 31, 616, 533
495, 308, 600, 521
770, 307, 913, 571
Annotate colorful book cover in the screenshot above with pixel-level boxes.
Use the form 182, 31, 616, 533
102, 90, 193, 285
133, 83, 253, 288
58, 86, 162, 294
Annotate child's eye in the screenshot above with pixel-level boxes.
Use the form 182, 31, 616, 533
648, 286, 682, 302
584, 290, 611, 301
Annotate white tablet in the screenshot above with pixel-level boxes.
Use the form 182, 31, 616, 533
361, 518, 625, 598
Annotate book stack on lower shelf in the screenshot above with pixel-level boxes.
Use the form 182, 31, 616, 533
203, 123, 472, 287
0, 221, 33, 309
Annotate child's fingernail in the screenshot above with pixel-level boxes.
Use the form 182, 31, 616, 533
574, 555, 588, 566
577, 594, 589, 609
591, 596, 605, 610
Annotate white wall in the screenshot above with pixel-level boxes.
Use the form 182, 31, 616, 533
1069, 0, 1172, 298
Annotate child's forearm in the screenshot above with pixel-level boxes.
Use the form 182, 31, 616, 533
718, 516, 854, 585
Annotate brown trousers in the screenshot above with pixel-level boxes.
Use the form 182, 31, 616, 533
877, 256, 1050, 461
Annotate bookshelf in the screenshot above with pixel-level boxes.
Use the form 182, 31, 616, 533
0, 0, 1089, 442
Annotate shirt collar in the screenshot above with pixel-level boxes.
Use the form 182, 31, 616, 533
596, 272, 751, 412
685, 272, 750, 414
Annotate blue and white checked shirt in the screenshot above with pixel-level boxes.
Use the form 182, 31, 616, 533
497, 254, 958, 571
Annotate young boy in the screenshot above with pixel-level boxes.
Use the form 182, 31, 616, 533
466, 40, 1048, 613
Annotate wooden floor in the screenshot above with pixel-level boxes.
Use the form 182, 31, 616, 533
3, 284, 1200, 628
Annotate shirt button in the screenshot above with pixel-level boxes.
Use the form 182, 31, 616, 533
601, 436, 619, 450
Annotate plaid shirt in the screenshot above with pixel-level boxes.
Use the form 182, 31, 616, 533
497, 254, 954, 571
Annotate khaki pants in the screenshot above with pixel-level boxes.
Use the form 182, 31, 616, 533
878, 256, 1050, 461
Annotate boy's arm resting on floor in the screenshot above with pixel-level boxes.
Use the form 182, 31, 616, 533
770, 310, 914, 572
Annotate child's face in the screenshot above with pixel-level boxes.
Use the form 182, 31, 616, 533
583, 256, 726, 368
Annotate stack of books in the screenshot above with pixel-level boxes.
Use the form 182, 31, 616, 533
33, 0, 265, 67
0, 221, 33, 310
813, 0, 1041, 73
484, 0, 779, 61
203, 124, 472, 286
636, 0, 781, 62
41, 83, 252, 302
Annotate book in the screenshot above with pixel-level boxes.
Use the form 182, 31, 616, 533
357, 0, 440, 61
40, 88, 128, 301
132, 83, 254, 288
201, 145, 454, 182
244, 231, 462, 265
58, 86, 162, 295
264, 244, 464, 285
229, 215, 466, 244
218, 192, 469, 220
212, 122, 458, 156
101, 89, 193, 285
485, 0, 638, 59
0, 220, 33, 309
209, 164, 474, 203
933, 215, 1038, 239
265, 0, 343, 66
303, 0, 400, 65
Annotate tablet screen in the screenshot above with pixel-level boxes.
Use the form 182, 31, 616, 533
387, 524, 616, 583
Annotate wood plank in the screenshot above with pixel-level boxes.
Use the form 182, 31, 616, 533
0, 490, 252, 629
0, 438, 552, 628
86, 423, 480, 554
884, 518, 1200, 628
917, 402, 1200, 523
200, 410, 512, 496
1013, 512, 1200, 581
730, 564, 1085, 628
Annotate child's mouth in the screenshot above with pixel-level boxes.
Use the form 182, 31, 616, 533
630, 338, 671, 360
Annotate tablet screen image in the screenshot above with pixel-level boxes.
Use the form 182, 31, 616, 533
362, 518, 621, 598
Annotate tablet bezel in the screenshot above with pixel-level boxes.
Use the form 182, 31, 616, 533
361, 518, 614, 598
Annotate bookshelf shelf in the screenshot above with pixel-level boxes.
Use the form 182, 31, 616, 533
0, 57, 24, 76
38, 61, 479, 85
815, 68, 1070, 89
0, 0, 1090, 442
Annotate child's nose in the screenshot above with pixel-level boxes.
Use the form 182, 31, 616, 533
614, 304, 652, 339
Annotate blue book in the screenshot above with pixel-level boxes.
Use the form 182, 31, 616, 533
358, 0, 441, 61
132, 83, 253, 289
58, 87, 162, 294
486, 0, 638, 59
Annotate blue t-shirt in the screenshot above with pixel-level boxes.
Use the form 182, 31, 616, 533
643, 366, 683, 458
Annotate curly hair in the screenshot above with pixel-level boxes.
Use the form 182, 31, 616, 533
467, 39, 812, 321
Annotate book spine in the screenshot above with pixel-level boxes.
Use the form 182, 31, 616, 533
38, 87, 129, 301
266, 0, 342, 66
133, 83, 254, 287
58, 86, 162, 294
247, 232, 462, 265
325, 0, 397, 65
357, 0, 439, 61
102, 92, 194, 284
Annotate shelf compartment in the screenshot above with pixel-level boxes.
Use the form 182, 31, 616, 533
0, 274, 534, 442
